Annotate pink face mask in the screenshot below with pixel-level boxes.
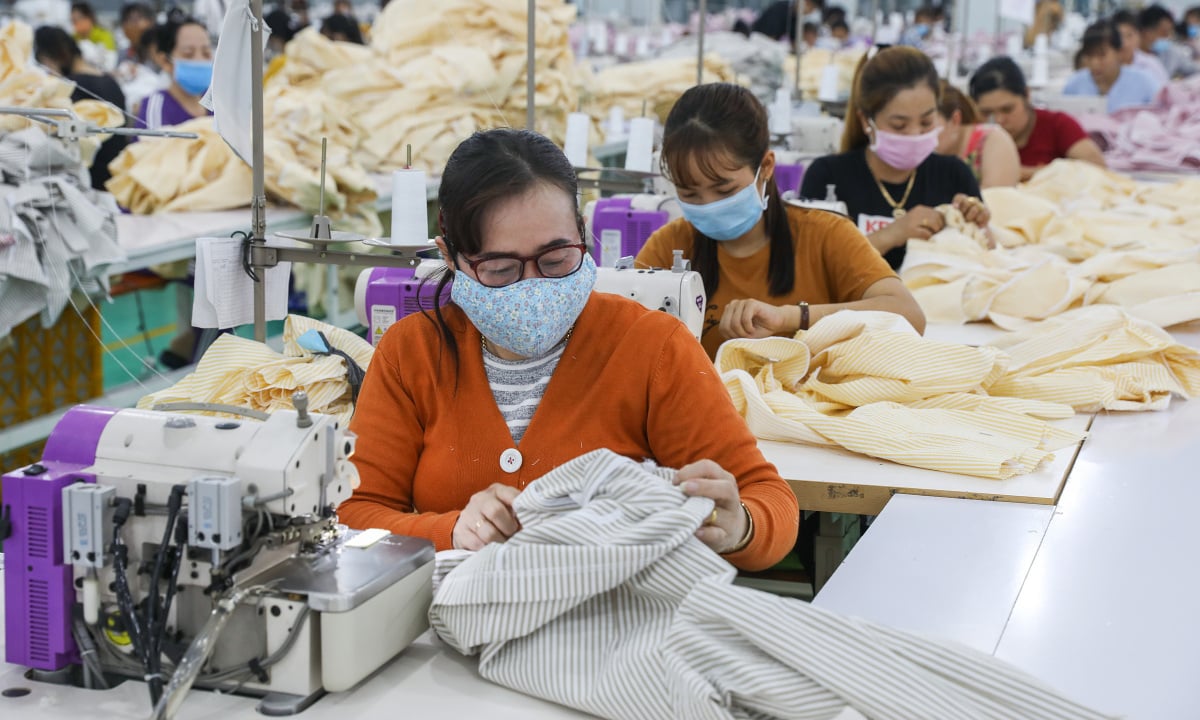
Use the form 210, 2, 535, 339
868, 121, 942, 170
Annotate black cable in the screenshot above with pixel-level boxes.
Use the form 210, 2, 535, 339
155, 519, 188, 669
144, 485, 186, 705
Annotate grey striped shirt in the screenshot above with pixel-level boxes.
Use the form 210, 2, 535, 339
430, 450, 1111, 720
481, 343, 565, 444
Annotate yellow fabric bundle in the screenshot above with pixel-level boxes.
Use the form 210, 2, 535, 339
137, 315, 373, 424
583, 55, 737, 125
783, 48, 865, 101
985, 306, 1200, 412
717, 311, 1081, 480
106, 117, 253, 213
902, 160, 1200, 327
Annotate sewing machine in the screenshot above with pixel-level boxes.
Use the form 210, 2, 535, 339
354, 254, 706, 343
584, 194, 679, 268
2, 400, 434, 716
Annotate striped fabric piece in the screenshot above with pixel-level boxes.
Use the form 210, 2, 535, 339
482, 343, 565, 443
137, 314, 372, 423
429, 450, 1112, 720
717, 311, 1082, 480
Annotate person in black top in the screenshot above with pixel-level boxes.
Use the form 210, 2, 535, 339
800, 46, 990, 270
34, 26, 129, 191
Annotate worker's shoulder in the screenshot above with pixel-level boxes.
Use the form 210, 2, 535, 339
784, 202, 859, 239
644, 215, 693, 251
580, 291, 690, 349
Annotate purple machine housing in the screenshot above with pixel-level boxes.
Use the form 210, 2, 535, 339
774, 163, 805, 197
361, 266, 452, 346
590, 197, 669, 267
3, 405, 118, 670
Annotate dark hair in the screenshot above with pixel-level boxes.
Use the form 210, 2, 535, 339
264, 8, 296, 42
70, 2, 97, 21
841, 46, 940, 151
1081, 20, 1120, 56
914, 5, 936, 22
34, 26, 81, 75
938, 79, 981, 124
1111, 9, 1137, 29
830, 20, 849, 33
802, 21, 819, 35
661, 83, 793, 299
154, 18, 205, 56
1187, 6, 1200, 23
823, 7, 846, 25
969, 56, 1028, 101
1138, 5, 1174, 31
432, 129, 584, 372
320, 13, 363, 44
119, 2, 154, 23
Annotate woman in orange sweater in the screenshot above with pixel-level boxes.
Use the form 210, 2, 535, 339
339, 129, 798, 571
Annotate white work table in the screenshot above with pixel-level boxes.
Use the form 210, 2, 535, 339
0, 566, 589, 719
814, 396, 1200, 718
760, 413, 1093, 515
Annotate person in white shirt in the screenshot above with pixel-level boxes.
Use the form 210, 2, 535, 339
1064, 19, 1162, 113
1113, 9, 1170, 87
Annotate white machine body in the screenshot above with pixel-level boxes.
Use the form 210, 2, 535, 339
594, 260, 706, 341
58, 407, 433, 711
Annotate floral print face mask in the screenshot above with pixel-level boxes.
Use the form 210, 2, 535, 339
452, 254, 598, 358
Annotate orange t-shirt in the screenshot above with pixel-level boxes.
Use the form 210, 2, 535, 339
636, 204, 896, 358
340, 293, 800, 572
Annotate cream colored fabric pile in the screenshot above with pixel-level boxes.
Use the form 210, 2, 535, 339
0, 22, 124, 166
717, 308, 1199, 478
901, 160, 1200, 328
106, 117, 254, 213
717, 311, 1081, 480
783, 48, 865, 101
583, 55, 736, 125
138, 315, 373, 424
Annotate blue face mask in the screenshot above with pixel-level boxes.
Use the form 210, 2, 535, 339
914, 24, 930, 38
1151, 37, 1172, 54
677, 169, 768, 242
1190, 25, 1200, 40
174, 59, 213, 97
452, 254, 597, 358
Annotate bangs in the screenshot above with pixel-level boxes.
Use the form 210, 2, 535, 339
661, 121, 751, 189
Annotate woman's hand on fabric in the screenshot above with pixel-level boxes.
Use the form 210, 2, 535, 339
452, 483, 522, 551
894, 205, 944, 242
953, 193, 990, 227
719, 299, 796, 339
674, 460, 750, 554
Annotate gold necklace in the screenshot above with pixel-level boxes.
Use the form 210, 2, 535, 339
873, 169, 917, 218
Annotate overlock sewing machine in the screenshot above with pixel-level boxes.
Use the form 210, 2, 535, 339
2, 396, 434, 717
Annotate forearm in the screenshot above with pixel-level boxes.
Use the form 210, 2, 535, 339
338, 497, 460, 551
809, 294, 926, 334
867, 224, 904, 254
721, 480, 800, 572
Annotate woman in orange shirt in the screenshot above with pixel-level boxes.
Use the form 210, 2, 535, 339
339, 129, 798, 572
637, 83, 924, 360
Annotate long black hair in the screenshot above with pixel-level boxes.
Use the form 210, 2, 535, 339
430, 128, 585, 375
969, 56, 1029, 101
660, 82, 793, 299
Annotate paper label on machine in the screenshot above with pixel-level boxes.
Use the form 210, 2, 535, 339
600, 229, 622, 267
858, 214, 893, 235
372, 305, 396, 344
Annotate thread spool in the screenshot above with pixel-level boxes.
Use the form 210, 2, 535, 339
625, 116, 654, 173
564, 112, 590, 167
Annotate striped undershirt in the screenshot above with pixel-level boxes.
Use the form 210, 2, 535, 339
482, 342, 566, 443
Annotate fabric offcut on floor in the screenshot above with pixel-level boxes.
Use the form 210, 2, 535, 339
136, 314, 372, 424
0, 127, 123, 338
430, 449, 1113, 720
900, 160, 1200, 329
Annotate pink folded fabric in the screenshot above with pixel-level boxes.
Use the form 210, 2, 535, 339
1081, 75, 1200, 171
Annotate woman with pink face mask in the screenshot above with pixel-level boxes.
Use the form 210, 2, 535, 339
800, 46, 989, 270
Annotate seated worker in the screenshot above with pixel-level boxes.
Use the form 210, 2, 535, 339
970, 56, 1106, 181
71, 1, 116, 51
901, 5, 937, 47
339, 129, 799, 571
829, 19, 850, 46
136, 19, 213, 130
636, 83, 924, 360
936, 80, 1020, 188
34, 26, 128, 190
1063, 20, 1161, 112
1113, 9, 1170, 87
801, 46, 990, 271
1140, 4, 1197, 78
319, 13, 363, 44
749, 0, 823, 45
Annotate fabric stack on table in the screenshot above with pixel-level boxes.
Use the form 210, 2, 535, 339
137, 315, 372, 424
654, 32, 786, 106
901, 160, 1200, 329
431, 449, 1112, 720
783, 48, 865, 101
716, 309, 1199, 479
1080, 75, 1200, 173
584, 55, 737, 125
0, 128, 123, 337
